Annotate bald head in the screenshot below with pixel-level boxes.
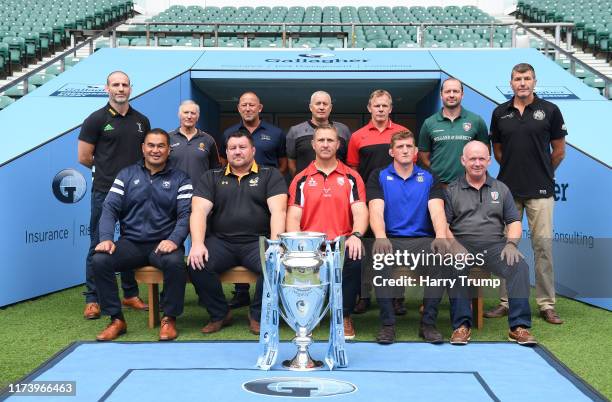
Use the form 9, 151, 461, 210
463, 140, 490, 157
461, 141, 491, 181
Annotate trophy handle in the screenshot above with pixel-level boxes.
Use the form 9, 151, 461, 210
259, 236, 281, 290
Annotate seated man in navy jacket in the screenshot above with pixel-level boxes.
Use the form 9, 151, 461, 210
92, 128, 192, 342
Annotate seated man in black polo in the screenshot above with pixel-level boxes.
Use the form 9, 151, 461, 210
443, 141, 536, 346
92, 128, 192, 342
188, 131, 288, 335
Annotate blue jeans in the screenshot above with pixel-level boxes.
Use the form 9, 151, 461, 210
84, 190, 139, 303
452, 240, 532, 330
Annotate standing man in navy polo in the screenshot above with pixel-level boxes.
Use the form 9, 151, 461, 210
367, 130, 453, 344
287, 125, 368, 340
286, 90, 352, 177
92, 129, 192, 341
77, 71, 150, 320
169, 100, 221, 181
418, 78, 490, 185
221, 91, 287, 308
486, 63, 567, 325
189, 131, 288, 335
347, 89, 409, 314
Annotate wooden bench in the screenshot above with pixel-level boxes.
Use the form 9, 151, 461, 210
134, 265, 258, 328
469, 267, 491, 330
135, 265, 491, 330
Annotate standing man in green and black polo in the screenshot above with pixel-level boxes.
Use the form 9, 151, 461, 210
418, 77, 490, 185
78, 71, 151, 320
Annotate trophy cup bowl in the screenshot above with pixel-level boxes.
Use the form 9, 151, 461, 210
278, 232, 330, 370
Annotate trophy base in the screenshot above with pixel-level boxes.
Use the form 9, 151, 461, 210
282, 358, 324, 371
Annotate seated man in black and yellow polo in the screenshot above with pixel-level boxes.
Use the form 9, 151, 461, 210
188, 130, 288, 335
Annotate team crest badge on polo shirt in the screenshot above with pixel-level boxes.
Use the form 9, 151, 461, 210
261, 134, 271, 141
533, 110, 545, 120
386, 175, 394, 181
198, 142, 206, 151
417, 174, 424, 183
490, 191, 499, 202
463, 122, 472, 132
162, 180, 171, 189
337, 177, 345, 186
249, 177, 259, 187
308, 177, 317, 187
133, 179, 140, 185
103, 124, 114, 132
136, 122, 144, 133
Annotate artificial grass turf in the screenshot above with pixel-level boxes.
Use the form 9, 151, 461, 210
0, 283, 610, 399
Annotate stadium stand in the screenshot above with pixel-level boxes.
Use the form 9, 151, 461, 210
133, 5, 506, 49
516, 0, 612, 94
0, 2, 610, 107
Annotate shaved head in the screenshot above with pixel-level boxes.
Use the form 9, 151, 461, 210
463, 140, 490, 157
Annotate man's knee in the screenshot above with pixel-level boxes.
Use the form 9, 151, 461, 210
157, 252, 185, 271
91, 252, 113, 275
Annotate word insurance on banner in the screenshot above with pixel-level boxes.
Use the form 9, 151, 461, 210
497, 86, 579, 100
50, 83, 107, 97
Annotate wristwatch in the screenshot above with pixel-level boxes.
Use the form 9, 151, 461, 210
351, 231, 363, 239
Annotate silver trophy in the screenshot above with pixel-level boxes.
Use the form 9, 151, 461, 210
257, 232, 347, 371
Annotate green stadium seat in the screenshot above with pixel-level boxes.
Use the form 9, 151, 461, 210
583, 76, 606, 92
95, 39, 110, 50
0, 94, 15, 109
555, 58, 571, 69
3, 82, 36, 97
130, 37, 148, 46
3, 36, 25, 70
158, 38, 176, 46
28, 72, 55, 87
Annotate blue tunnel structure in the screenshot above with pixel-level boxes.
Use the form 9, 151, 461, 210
0, 48, 610, 310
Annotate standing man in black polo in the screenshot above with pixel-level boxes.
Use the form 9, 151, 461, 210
92, 129, 192, 341
221, 91, 287, 308
78, 71, 150, 320
188, 131, 288, 335
486, 63, 567, 325
169, 100, 221, 181
286, 90, 352, 177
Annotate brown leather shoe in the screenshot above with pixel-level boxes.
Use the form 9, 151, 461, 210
248, 314, 260, 335
508, 327, 537, 346
96, 319, 127, 341
353, 298, 370, 314
159, 316, 178, 341
84, 302, 101, 320
540, 309, 563, 324
122, 297, 149, 311
343, 316, 356, 340
201, 312, 233, 334
450, 325, 471, 345
393, 298, 407, 316
484, 304, 508, 318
